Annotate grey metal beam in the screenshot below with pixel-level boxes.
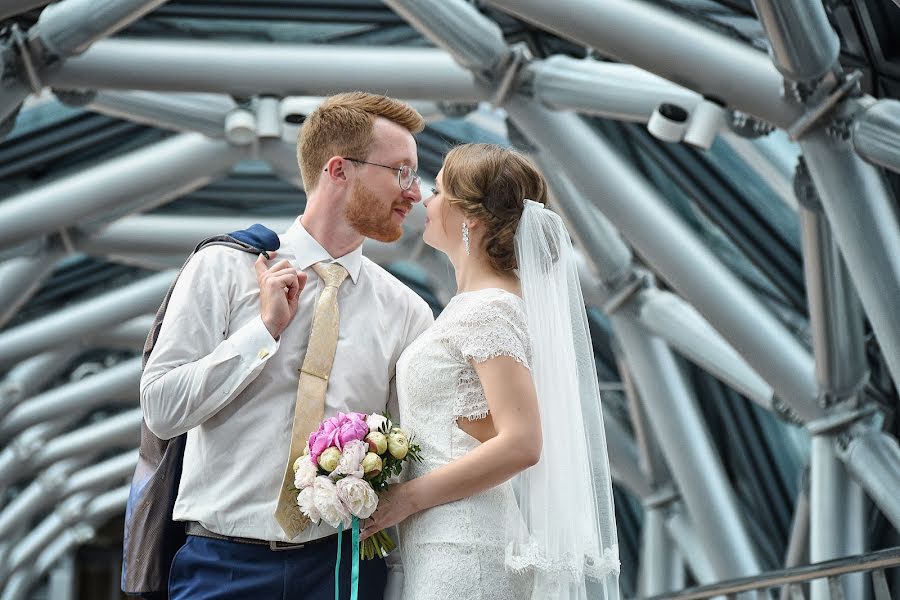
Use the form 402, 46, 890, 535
483, 0, 801, 128
749, 0, 840, 82
604, 412, 653, 500
76, 215, 296, 257
800, 130, 900, 394
851, 98, 900, 177
612, 315, 760, 579
89, 315, 154, 350
506, 97, 821, 421
0, 271, 174, 367
640, 508, 683, 596
30, 0, 168, 57
797, 175, 869, 399
81, 91, 236, 138
48, 39, 483, 101
635, 288, 774, 410
0, 133, 246, 252
0, 486, 129, 590
381, 0, 508, 75
0, 358, 141, 442
0, 348, 80, 422
839, 427, 900, 533
0, 247, 66, 329
0, 459, 86, 541
528, 56, 702, 124
31, 409, 142, 469
532, 150, 632, 286
664, 508, 718, 586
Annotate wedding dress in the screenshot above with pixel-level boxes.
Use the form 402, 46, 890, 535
395, 288, 534, 600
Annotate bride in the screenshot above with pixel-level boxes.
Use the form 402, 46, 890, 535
361, 143, 620, 600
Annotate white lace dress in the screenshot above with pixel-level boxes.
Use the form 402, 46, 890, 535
395, 288, 534, 600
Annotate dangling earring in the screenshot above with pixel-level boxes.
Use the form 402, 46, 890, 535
462, 222, 470, 255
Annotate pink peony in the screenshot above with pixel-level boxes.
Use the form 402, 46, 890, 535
308, 412, 370, 464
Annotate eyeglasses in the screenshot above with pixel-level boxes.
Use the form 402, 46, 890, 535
336, 157, 420, 191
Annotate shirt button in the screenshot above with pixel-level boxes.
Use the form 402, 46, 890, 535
258, 349, 270, 360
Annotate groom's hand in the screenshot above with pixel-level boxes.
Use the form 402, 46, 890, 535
255, 252, 307, 339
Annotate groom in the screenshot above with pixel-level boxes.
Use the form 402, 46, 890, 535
140, 92, 433, 599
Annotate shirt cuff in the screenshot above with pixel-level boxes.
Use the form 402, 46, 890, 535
229, 314, 280, 365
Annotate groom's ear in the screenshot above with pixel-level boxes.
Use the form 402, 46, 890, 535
323, 156, 351, 185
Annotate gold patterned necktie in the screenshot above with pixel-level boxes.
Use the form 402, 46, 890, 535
274, 261, 349, 538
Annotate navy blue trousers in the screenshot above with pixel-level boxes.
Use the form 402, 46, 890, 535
169, 532, 387, 600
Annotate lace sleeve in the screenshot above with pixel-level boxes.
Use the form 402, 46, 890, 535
448, 294, 531, 421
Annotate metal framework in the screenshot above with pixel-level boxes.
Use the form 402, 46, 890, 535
0, 0, 898, 598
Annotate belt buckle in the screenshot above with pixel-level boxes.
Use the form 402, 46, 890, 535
269, 540, 305, 552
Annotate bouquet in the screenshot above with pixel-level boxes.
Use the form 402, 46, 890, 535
292, 411, 421, 560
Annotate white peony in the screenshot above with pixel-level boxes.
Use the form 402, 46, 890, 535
296, 486, 320, 524
293, 455, 318, 490
335, 476, 379, 519
313, 476, 350, 528
387, 429, 409, 460
366, 413, 390, 432
331, 439, 368, 479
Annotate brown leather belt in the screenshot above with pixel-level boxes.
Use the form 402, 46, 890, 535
185, 521, 338, 552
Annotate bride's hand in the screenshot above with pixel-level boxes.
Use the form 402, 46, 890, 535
360, 483, 417, 541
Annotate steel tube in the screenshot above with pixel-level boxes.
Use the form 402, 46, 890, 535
49, 39, 483, 101
507, 96, 820, 421
483, 0, 800, 127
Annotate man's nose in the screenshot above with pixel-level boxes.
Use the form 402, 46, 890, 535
404, 182, 422, 203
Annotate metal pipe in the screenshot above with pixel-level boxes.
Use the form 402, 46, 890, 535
83, 90, 235, 138
31, 408, 142, 469
0, 358, 141, 441
0, 271, 174, 366
0, 133, 246, 251
800, 130, 900, 398
839, 428, 900, 533
381, 0, 508, 74
851, 98, 900, 177
612, 315, 760, 579
604, 412, 652, 499
76, 214, 296, 257
0, 247, 66, 328
49, 39, 483, 101
32, 0, 168, 57
749, 0, 840, 82
89, 315, 154, 350
529, 56, 702, 123
797, 167, 869, 399
664, 508, 718, 585
530, 150, 632, 286
0, 459, 85, 540
0, 347, 81, 421
641, 508, 682, 596
635, 288, 774, 410
483, 0, 800, 128
506, 96, 820, 421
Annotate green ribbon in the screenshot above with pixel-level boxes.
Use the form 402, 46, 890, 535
335, 517, 361, 600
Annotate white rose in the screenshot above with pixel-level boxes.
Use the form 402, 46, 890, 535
366, 413, 389, 432
335, 476, 379, 519
331, 439, 368, 479
293, 455, 318, 490
296, 486, 320, 524
313, 476, 350, 528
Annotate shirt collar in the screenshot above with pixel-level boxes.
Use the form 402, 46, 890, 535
283, 217, 363, 284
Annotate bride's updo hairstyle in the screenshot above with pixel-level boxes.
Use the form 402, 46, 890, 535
442, 143, 548, 272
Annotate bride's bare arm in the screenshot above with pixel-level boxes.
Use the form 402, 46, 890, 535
361, 355, 542, 539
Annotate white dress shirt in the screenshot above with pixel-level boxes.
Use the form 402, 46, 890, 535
141, 217, 434, 543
